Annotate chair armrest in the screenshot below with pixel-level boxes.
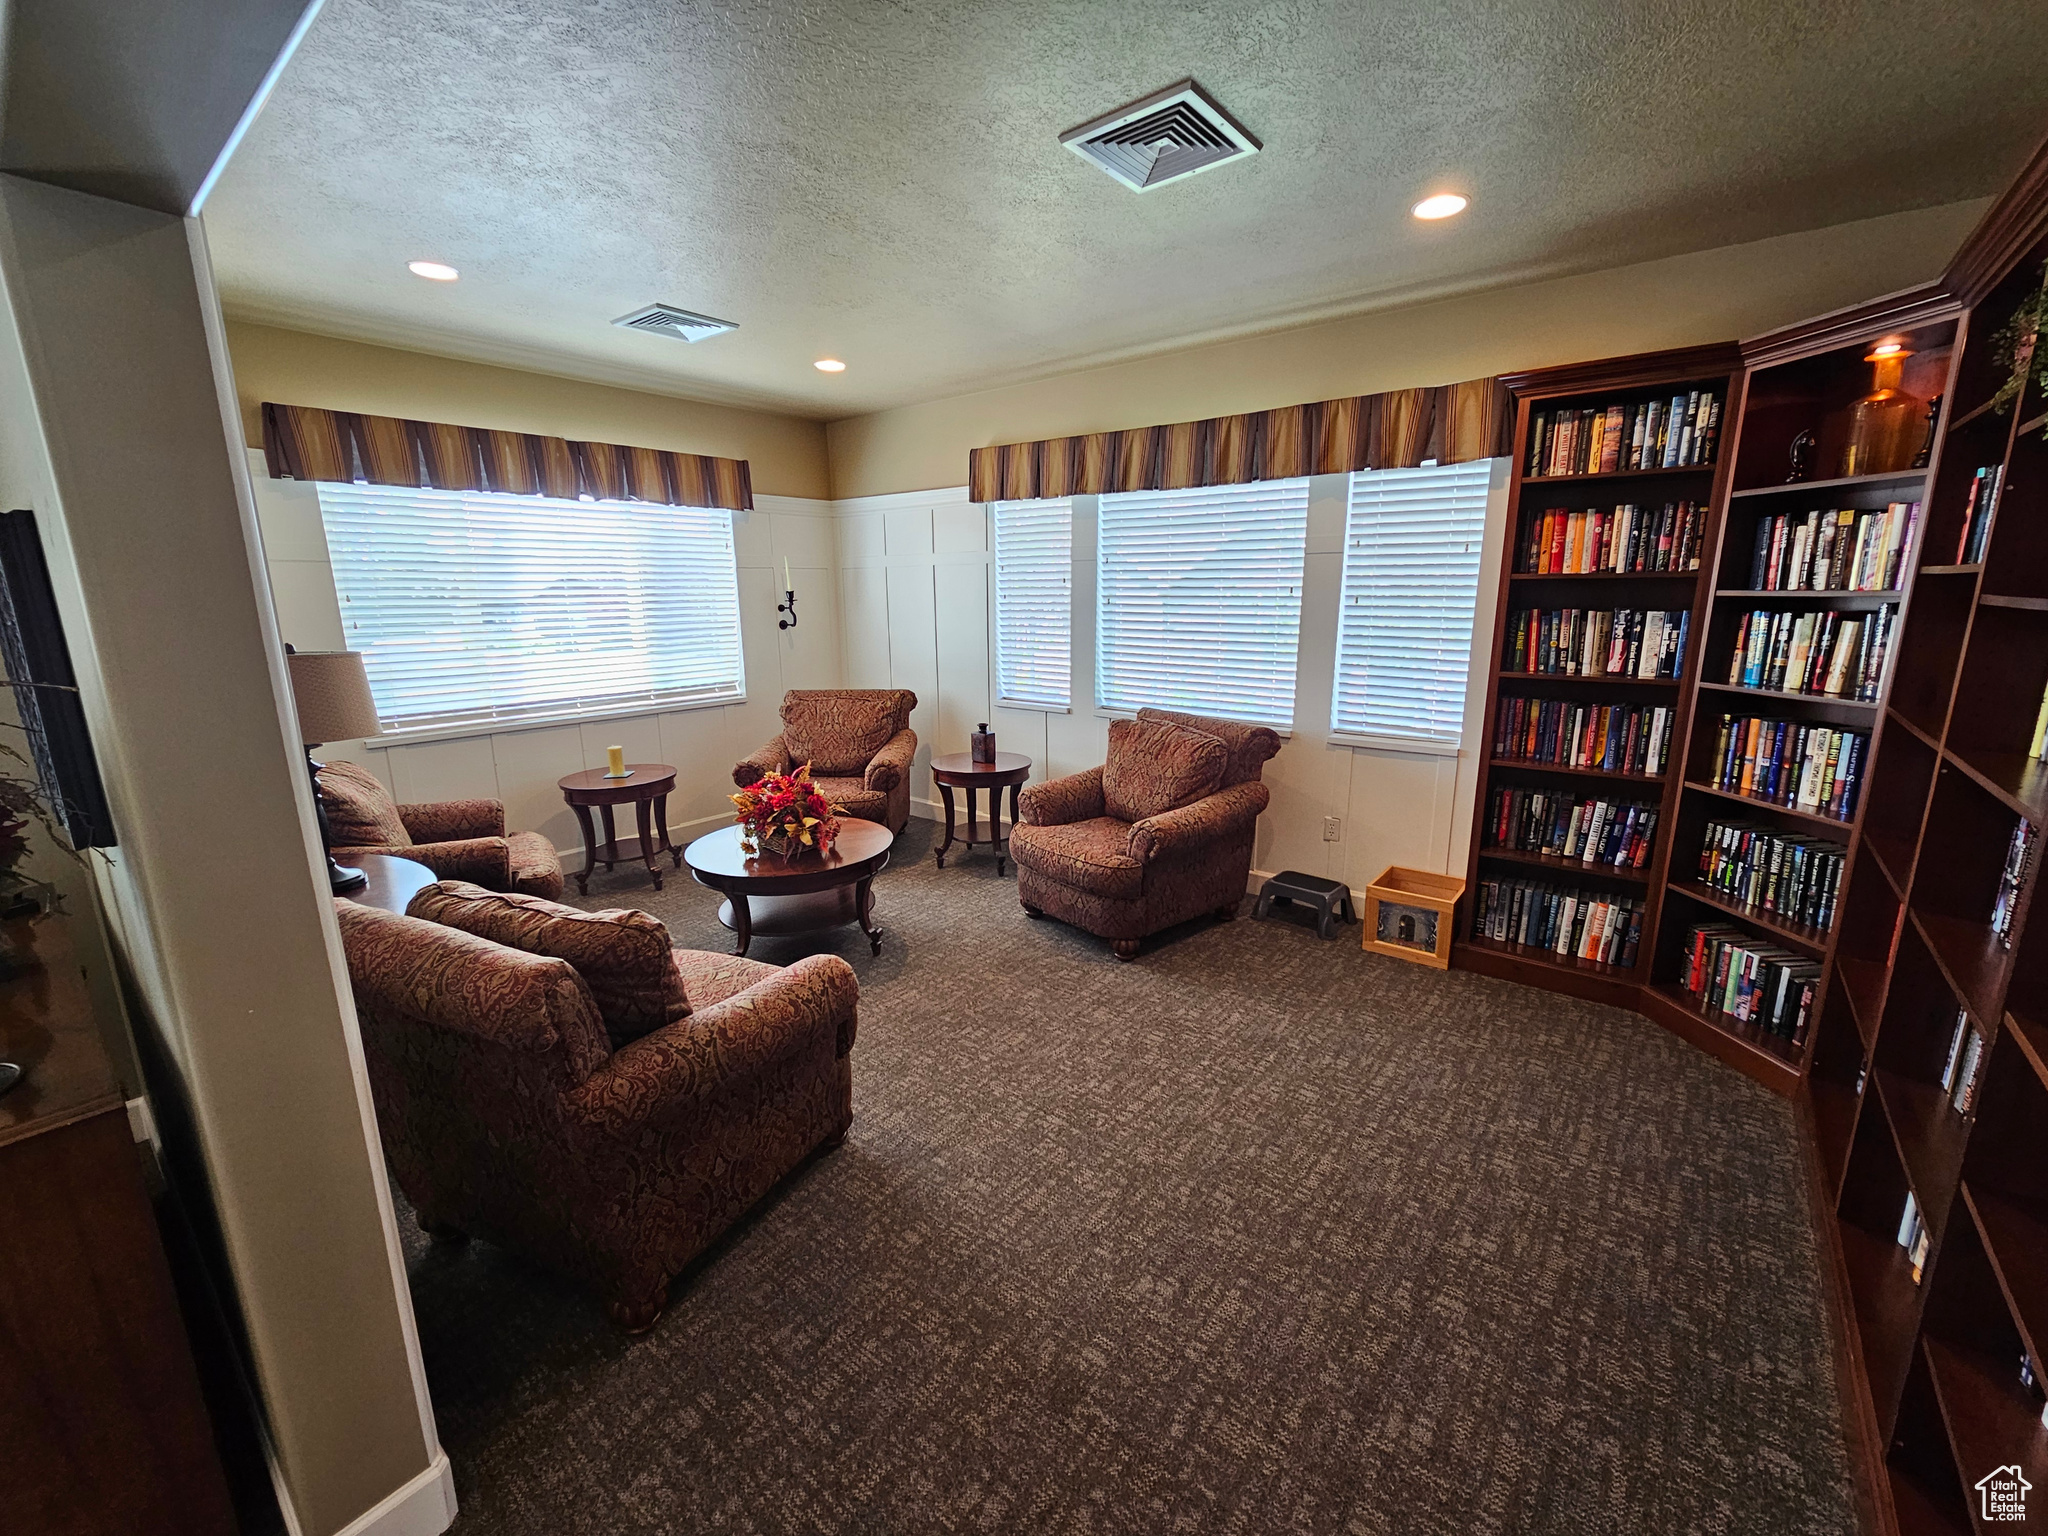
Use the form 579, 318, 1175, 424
864, 728, 917, 794
340, 838, 514, 888
1018, 766, 1104, 827
398, 798, 505, 842
1127, 781, 1270, 864
733, 734, 790, 788
563, 954, 859, 1133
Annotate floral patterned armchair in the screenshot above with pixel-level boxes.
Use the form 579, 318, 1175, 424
734, 689, 918, 833
316, 758, 565, 900
1010, 708, 1280, 960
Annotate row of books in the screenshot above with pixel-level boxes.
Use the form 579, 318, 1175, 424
1525, 391, 1723, 478
1993, 818, 2038, 948
1706, 715, 1867, 821
1694, 820, 1846, 932
1896, 1193, 1932, 1286
1938, 1010, 1987, 1116
1504, 608, 1689, 680
1954, 465, 2004, 564
1724, 605, 1895, 701
1516, 501, 1708, 574
1472, 878, 1645, 966
1484, 787, 1659, 869
1493, 699, 1676, 778
1678, 922, 1818, 1042
1745, 503, 1918, 593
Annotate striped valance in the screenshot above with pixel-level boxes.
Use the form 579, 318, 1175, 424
261, 402, 753, 511
967, 376, 1512, 503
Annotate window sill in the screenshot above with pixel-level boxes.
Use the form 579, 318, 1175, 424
1328, 731, 1462, 758
343, 692, 744, 752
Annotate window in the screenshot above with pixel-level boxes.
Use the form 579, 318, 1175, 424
1330, 459, 1495, 749
316, 482, 745, 735
1097, 479, 1309, 729
992, 497, 1072, 709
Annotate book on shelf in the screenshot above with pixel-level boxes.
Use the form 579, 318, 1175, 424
1991, 817, 2038, 948
1940, 1010, 1986, 1115
1525, 390, 1723, 478
1696, 819, 1846, 930
1707, 714, 1867, 820
1746, 502, 1919, 592
1493, 698, 1675, 777
1472, 876, 1645, 966
1518, 501, 1706, 573
1954, 465, 2004, 564
1896, 1192, 1930, 1284
2031, 685, 2048, 760
1506, 607, 1690, 680
1677, 921, 1817, 1042
1724, 604, 1895, 702
1485, 787, 1658, 869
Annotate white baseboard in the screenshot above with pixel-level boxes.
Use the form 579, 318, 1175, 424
331, 1452, 457, 1536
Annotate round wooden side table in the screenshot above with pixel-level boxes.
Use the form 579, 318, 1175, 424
558, 763, 681, 895
682, 819, 893, 956
929, 751, 1032, 875
341, 852, 441, 915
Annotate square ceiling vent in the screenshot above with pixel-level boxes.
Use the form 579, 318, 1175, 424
612, 303, 737, 343
1060, 79, 1260, 193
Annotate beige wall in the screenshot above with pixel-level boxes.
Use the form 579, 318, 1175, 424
224, 320, 833, 500
824, 199, 1989, 499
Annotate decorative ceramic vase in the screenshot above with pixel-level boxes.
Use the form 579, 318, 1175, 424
971, 723, 996, 763
1838, 344, 1923, 477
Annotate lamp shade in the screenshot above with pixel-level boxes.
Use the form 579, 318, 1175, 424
288, 650, 381, 745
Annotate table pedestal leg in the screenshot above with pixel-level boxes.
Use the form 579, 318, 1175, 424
570, 802, 599, 896
599, 804, 619, 870
728, 892, 752, 956
635, 797, 663, 890
935, 781, 956, 867
856, 873, 882, 954
967, 785, 978, 853
990, 784, 1006, 876
657, 793, 682, 867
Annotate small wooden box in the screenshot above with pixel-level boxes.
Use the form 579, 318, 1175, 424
1361, 866, 1465, 969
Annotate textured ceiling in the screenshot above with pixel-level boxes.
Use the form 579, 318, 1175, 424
205, 0, 2048, 420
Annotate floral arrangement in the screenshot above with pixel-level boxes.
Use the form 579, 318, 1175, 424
1989, 259, 2048, 439
730, 763, 844, 859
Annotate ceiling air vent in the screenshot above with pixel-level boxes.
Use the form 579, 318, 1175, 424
611, 303, 737, 343
1061, 79, 1260, 193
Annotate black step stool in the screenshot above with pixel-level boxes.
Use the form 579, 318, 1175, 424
1254, 870, 1356, 939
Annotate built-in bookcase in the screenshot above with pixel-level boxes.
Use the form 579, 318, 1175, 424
1455, 345, 1740, 1010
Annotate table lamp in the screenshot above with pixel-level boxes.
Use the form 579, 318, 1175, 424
287, 649, 382, 893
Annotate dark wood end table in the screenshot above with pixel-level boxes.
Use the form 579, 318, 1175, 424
682, 819, 893, 957
929, 751, 1032, 874
341, 852, 441, 915
559, 763, 681, 895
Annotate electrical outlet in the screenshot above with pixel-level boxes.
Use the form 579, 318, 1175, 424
1322, 815, 1342, 842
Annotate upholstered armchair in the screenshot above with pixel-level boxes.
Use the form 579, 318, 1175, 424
317, 758, 565, 900
335, 896, 858, 1330
1011, 708, 1280, 960
734, 689, 918, 833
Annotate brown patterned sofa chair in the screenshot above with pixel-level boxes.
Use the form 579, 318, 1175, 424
336, 882, 857, 1331
734, 689, 918, 834
316, 758, 565, 900
1011, 708, 1281, 960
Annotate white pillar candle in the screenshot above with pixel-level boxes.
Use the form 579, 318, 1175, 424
606, 744, 626, 777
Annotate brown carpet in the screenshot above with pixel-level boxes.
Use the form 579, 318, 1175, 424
397, 817, 1855, 1535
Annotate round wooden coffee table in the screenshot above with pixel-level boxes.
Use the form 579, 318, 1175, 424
559, 763, 681, 895
682, 819, 893, 957
929, 751, 1031, 874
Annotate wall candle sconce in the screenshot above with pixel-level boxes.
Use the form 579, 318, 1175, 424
778, 555, 798, 630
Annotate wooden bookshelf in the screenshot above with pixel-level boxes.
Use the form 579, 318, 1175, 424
1457, 343, 1740, 1008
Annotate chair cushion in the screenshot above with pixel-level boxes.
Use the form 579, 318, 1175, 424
782, 691, 905, 775
406, 880, 688, 1048
672, 949, 780, 1011
1101, 718, 1227, 823
505, 831, 566, 901
1009, 816, 1145, 900
318, 759, 410, 848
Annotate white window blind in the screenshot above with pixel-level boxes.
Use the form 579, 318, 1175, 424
316, 482, 746, 735
992, 497, 1072, 709
1097, 479, 1309, 729
1331, 460, 1495, 748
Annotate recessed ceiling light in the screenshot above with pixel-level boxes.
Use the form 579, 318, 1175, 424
407, 260, 459, 281
814, 358, 847, 373
1412, 194, 1468, 221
